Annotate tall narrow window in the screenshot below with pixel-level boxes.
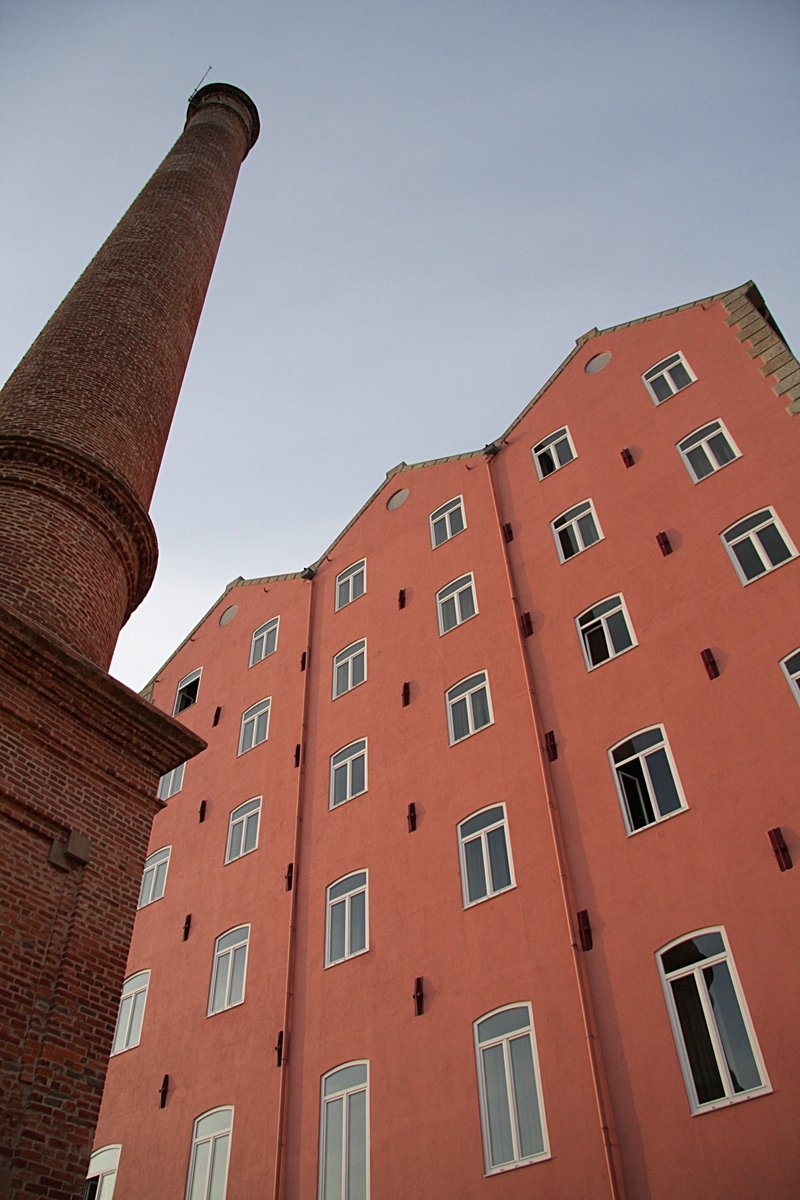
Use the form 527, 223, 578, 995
532, 427, 576, 479
333, 640, 367, 698
330, 739, 368, 808
458, 805, 514, 906
446, 671, 493, 744
336, 560, 367, 610
576, 594, 636, 669
85, 1146, 121, 1200
238, 698, 271, 754
609, 726, 686, 834
642, 351, 695, 403
138, 846, 171, 907
319, 1063, 369, 1200
326, 872, 368, 966
157, 762, 185, 801
208, 926, 249, 1014
474, 1004, 549, 1173
225, 798, 261, 863
111, 971, 150, 1054
721, 508, 797, 585
677, 420, 740, 482
658, 929, 769, 1113
780, 648, 800, 708
186, 1108, 233, 1200
436, 573, 478, 634
430, 496, 466, 548
551, 500, 602, 562
174, 668, 202, 714
250, 616, 279, 666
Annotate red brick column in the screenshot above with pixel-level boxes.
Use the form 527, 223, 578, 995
0, 84, 259, 668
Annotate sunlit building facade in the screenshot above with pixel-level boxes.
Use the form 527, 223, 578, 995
91, 282, 800, 1200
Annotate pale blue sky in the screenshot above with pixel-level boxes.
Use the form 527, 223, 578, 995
1, 0, 798, 689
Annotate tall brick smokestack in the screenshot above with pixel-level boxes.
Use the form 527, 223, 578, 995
0, 83, 260, 669
0, 85, 257, 1198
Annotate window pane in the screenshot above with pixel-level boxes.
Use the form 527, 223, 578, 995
241, 723, 254, 753
329, 903, 346, 961
322, 1098, 343, 1200
208, 1134, 229, 1200
229, 822, 243, 860
686, 445, 713, 479
577, 513, 598, 547
703, 962, 761, 1093
346, 1089, 367, 1200
732, 538, 765, 580
459, 588, 476, 621
450, 507, 465, 536
113, 995, 132, 1052
478, 1007, 529, 1041
487, 826, 511, 891
669, 361, 692, 390
351, 654, 365, 687
707, 432, 735, 467
460, 806, 503, 837
558, 527, 579, 559
646, 748, 682, 817
256, 711, 268, 743
212, 958, 229, 1012
538, 449, 556, 476
350, 755, 365, 796
464, 837, 487, 902
335, 663, 349, 694
441, 597, 457, 631
330, 872, 366, 900
229, 945, 246, 1004
197, 1111, 231, 1138
509, 1034, 544, 1158
333, 765, 348, 806
757, 524, 792, 568
451, 697, 469, 741
352, 572, 365, 600
189, 1140, 211, 1200
433, 518, 447, 546
607, 610, 632, 654
243, 813, 258, 853
556, 440, 574, 467
337, 581, 348, 609
324, 1064, 368, 1095
471, 688, 490, 730
671, 975, 725, 1104
651, 375, 672, 403
585, 624, 609, 664
349, 891, 366, 954
618, 762, 654, 830
661, 933, 725, 974
129, 989, 146, 1045
482, 1044, 514, 1167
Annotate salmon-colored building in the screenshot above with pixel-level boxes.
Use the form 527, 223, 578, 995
91, 282, 800, 1200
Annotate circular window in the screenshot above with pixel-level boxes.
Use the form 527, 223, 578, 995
386, 487, 409, 511
219, 604, 239, 626
584, 351, 612, 374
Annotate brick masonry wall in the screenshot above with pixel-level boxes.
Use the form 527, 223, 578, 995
0, 605, 204, 1198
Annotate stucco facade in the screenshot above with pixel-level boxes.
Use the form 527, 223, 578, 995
92, 283, 800, 1199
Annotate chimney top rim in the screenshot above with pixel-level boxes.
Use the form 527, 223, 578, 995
186, 82, 260, 155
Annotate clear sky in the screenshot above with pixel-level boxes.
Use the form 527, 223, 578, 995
2, 0, 798, 691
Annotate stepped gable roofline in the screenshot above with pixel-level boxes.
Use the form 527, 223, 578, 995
141, 281, 798, 701
500, 281, 798, 442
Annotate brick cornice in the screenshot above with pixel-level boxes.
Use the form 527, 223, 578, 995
0, 601, 205, 785
0, 435, 159, 620
722, 282, 800, 416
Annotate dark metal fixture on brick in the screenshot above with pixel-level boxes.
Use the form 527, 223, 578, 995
701, 648, 720, 679
407, 802, 417, 833
656, 531, 673, 556
768, 827, 793, 871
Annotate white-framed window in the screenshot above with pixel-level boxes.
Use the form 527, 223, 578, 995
238, 698, 271, 754
336, 560, 367, 610
332, 640, 367, 699
186, 1108, 233, 1200
319, 1062, 369, 1200
85, 1145, 121, 1200
174, 668, 202, 715
157, 762, 185, 801
430, 495, 466, 548
677, 419, 740, 482
642, 351, 696, 404
609, 725, 686, 834
208, 926, 249, 1015
138, 846, 171, 908
225, 798, 261, 863
446, 671, 493, 744
474, 1003, 549, 1173
576, 594, 636, 670
532, 427, 576, 479
721, 508, 797, 585
780, 648, 800, 707
437, 573, 478, 635
551, 499, 602, 562
111, 970, 150, 1055
658, 928, 770, 1114
458, 805, 515, 907
250, 616, 279, 666
330, 739, 368, 808
326, 872, 368, 966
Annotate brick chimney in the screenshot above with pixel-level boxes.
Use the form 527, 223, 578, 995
0, 83, 260, 668
0, 85, 258, 1198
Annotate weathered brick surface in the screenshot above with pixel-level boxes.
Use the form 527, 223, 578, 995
0, 83, 256, 1199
